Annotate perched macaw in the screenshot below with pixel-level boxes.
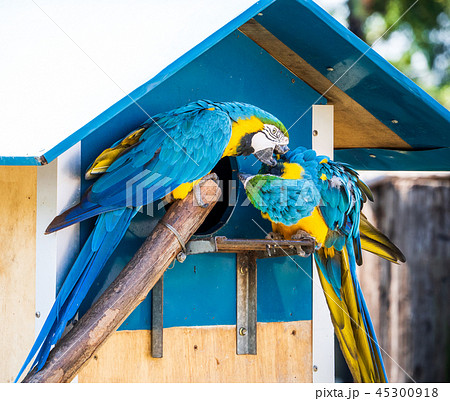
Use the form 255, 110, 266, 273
239, 146, 405, 383
16, 100, 289, 381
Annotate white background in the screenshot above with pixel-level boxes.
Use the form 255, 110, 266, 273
0, 0, 257, 158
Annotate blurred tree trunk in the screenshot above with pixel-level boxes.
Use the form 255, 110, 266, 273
347, 0, 365, 39
358, 175, 450, 383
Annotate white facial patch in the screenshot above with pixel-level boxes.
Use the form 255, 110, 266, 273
251, 132, 274, 153
251, 124, 288, 152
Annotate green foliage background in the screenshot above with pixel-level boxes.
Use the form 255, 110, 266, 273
328, 0, 449, 108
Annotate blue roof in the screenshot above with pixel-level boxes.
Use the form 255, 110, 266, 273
1, 0, 449, 170
256, 0, 450, 169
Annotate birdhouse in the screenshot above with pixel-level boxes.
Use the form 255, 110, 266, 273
1, 0, 449, 383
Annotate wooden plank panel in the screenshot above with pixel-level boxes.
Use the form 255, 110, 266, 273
0, 166, 37, 382
357, 176, 450, 382
239, 20, 411, 150
79, 321, 312, 383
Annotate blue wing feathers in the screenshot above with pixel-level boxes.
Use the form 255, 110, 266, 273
64, 104, 231, 221
89, 108, 231, 210
248, 176, 321, 226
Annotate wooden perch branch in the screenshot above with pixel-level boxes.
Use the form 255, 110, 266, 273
23, 179, 221, 383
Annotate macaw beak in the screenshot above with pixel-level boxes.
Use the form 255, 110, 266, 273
254, 148, 277, 167
238, 173, 253, 187
275, 144, 289, 154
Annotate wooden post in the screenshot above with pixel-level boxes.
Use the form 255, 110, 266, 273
23, 179, 221, 383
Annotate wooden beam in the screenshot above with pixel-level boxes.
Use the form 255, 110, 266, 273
23, 179, 221, 383
239, 20, 411, 150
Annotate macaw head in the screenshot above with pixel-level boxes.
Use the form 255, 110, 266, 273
250, 123, 289, 167
238, 162, 322, 227
238, 172, 256, 190
237, 172, 276, 210
232, 118, 289, 167
219, 102, 290, 166
237, 155, 301, 192
238, 146, 322, 212
237, 158, 295, 195
238, 169, 288, 206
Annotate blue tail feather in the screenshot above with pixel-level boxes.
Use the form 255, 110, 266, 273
45, 196, 117, 234
346, 241, 388, 382
15, 207, 137, 382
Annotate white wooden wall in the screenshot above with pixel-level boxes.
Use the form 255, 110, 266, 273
312, 104, 335, 383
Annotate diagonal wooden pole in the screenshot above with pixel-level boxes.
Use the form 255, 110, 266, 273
23, 179, 221, 383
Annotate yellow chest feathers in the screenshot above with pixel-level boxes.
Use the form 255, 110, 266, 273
267, 208, 329, 245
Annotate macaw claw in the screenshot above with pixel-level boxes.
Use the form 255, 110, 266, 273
265, 231, 285, 241
291, 229, 315, 241
194, 173, 219, 208
291, 229, 316, 256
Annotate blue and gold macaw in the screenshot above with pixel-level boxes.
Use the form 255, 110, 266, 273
239, 146, 405, 383
16, 100, 290, 381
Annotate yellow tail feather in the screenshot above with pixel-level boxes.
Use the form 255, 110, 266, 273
316, 246, 387, 383
360, 213, 406, 264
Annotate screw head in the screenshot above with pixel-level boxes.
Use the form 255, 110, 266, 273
239, 327, 247, 336
177, 252, 186, 263
35, 311, 41, 318
313, 365, 318, 372
326, 67, 334, 72
313, 130, 318, 136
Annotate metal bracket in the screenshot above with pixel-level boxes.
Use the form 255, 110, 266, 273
151, 276, 164, 358
184, 236, 315, 356
148, 236, 314, 358
236, 252, 257, 355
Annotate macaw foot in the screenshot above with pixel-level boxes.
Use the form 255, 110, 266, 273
291, 229, 314, 241
265, 231, 286, 256
163, 193, 174, 204
194, 173, 219, 208
291, 230, 316, 257
265, 231, 285, 241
